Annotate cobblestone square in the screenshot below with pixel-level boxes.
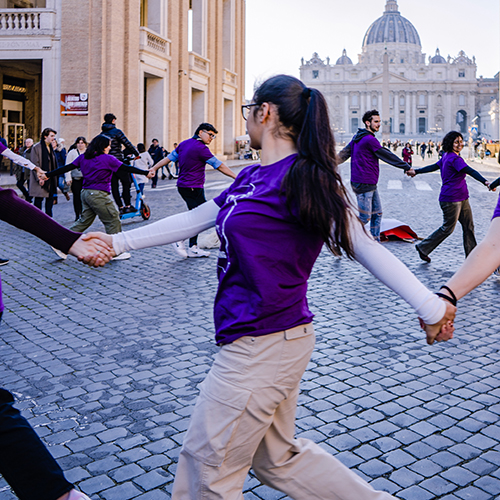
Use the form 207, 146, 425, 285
1, 155, 500, 499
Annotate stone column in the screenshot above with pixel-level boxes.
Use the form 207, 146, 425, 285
344, 93, 349, 133
394, 91, 399, 135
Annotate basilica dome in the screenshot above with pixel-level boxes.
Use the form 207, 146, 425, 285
362, 0, 421, 48
336, 49, 353, 65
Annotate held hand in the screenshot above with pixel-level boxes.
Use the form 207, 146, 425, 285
489, 177, 500, 191
69, 233, 115, 267
147, 169, 156, 179
419, 300, 456, 345
406, 168, 416, 177
486, 181, 497, 192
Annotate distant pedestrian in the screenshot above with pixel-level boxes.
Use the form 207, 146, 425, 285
101, 113, 140, 214
152, 123, 237, 257
420, 142, 427, 159
402, 142, 413, 166
15, 138, 33, 202
66, 137, 88, 220
148, 138, 169, 185
29, 128, 58, 217
427, 141, 433, 158
53, 138, 70, 202
135, 143, 154, 194
407, 131, 492, 262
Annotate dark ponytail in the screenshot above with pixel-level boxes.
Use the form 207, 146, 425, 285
84, 134, 111, 160
253, 75, 355, 257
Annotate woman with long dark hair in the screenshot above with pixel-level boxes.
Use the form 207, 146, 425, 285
91, 75, 454, 498
39, 134, 154, 260
407, 131, 493, 263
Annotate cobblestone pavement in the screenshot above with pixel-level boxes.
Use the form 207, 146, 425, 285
1, 154, 500, 500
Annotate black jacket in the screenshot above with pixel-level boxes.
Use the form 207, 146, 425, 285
101, 123, 139, 161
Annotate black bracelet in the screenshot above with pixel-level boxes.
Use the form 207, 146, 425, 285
440, 285, 457, 304
436, 292, 457, 307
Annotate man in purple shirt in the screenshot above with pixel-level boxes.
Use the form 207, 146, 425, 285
338, 110, 410, 240
153, 123, 236, 257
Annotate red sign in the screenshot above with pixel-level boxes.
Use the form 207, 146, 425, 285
60, 93, 88, 116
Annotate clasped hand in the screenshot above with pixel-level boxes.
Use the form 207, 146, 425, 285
419, 299, 456, 345
68, 233, 115, 267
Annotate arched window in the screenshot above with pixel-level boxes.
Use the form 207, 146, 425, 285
437, 94, 442, 105
399, 95, 405, 106
351, 118, 359, 133
456, 110, 467, 133
418, 117, 426, 133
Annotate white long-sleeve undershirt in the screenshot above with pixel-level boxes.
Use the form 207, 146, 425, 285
1, 148, 37, 170
112, 201, 445, 325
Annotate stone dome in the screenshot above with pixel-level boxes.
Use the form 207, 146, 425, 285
336, 49, 353, 65
430, 48, 446, 64
362, 0, 421, 48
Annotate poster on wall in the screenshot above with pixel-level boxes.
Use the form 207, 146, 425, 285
60, 93, 88, 115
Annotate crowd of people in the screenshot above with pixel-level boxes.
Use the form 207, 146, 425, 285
0, 74, 500, 500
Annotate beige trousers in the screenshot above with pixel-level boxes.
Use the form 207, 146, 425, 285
172, 324, 395, 500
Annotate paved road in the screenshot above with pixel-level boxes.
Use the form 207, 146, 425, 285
1, 155, 500, 500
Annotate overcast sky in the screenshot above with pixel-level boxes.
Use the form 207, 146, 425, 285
245, 0, 500, 99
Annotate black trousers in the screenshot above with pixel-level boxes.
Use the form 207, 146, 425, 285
34, 196, 54, 217
178, 186, 206, 247
111, 171, 131, 208
71, 178, 84, 219
16, 179, 31, 201
0, 388, 73, 500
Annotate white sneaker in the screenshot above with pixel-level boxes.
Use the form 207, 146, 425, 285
187, 245, 210, 258
112, 252, 131, 260
171, 241, 188, 258
51, 246, 67, 260
67, 489, 92, 500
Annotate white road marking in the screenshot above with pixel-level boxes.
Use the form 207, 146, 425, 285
388, 180, 403, 190
414, 180, 432, 191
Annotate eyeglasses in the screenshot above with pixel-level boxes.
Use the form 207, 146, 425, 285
202, 130, 216, 139
241, 103, 260, 120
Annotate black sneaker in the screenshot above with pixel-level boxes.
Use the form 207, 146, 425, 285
0, 258, 9, 266
416, 245, 431, 263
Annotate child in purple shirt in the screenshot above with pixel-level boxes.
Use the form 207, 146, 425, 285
408, 131, 492, 262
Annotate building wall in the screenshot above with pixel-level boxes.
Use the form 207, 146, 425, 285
0, 0, 246, 157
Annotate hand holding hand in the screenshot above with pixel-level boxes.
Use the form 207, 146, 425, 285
489, 177, 500, 191
69, 232, 115, 267
147, 169, 156, 179
419, 299, 456, 345
406, 168, 416, 177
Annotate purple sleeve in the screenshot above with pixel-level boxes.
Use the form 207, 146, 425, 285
0, 187, 80, 253
108, 155, 124, 172
452, 155, 467, 172
0, 142, 6, 154
199, 144, 216, 163
368, 135, 382, 153
213, 189, 229, 208
493, 196, 500, 220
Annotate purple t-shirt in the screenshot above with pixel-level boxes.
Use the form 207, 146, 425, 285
168, 137, 220, 188
493, 195, 500, 220
350, 134, 382, 184
212, 154, 324, 345
0, 142, 6, 154
438, 153, 469, 203
72, 154, 123, 193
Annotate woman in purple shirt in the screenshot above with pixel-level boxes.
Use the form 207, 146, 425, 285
408, 131, 492, 263
94, 75, 455, 499
40, 135, 153, 259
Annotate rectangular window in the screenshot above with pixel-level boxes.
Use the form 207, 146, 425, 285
351, 118, 359, 133
458, 70, 465, 78
418, 117, 426, 133
312, 70, 319, 79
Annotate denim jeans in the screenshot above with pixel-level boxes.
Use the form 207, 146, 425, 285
0, 388, 73, 500
355, 188, 382, 241
416, 199, 477, 257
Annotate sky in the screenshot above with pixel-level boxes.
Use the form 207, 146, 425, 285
245, 0, 500, 99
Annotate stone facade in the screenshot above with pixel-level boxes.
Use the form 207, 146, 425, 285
0, 0, 246, 158
300, 0, 492, 144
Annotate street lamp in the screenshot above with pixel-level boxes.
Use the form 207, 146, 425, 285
428, 124, 442, 143
333, 125, 346, 146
